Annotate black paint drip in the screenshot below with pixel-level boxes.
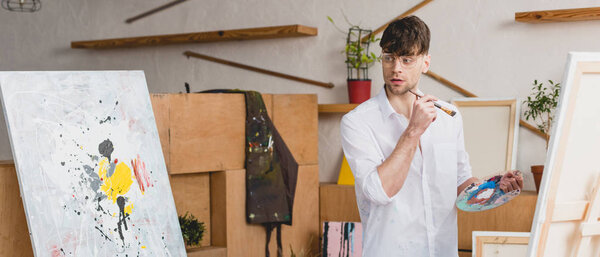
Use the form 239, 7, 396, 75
98, 139, 114, 162
322, 222, 329, 257
116, 196, 129, 245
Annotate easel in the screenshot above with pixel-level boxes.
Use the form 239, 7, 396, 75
540, 175, 600, 256
573, 175, 600, 256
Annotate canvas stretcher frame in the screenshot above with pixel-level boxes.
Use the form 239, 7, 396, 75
473, 231, 530, 257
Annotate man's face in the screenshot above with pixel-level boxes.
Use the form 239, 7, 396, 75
382, 51, 431, 96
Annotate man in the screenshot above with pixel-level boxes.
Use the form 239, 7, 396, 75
340, 16, 523, 256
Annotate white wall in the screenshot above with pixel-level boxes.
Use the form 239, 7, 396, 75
2, 0, 600, 191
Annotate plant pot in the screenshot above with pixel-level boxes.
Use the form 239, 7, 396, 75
347, 79, 371, 104
531, 165, 544, 193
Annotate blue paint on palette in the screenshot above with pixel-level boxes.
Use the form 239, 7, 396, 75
456, 174, 520, 212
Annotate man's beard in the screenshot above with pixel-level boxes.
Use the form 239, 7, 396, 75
385, 82, 416, 96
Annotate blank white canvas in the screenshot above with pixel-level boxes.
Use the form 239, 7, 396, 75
452, 99, 519, 179
0, 71, 186, 257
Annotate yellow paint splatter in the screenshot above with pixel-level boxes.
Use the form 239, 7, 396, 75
124, 203, 134, 215
141, 246, 146, 249
98, 158, 133, 203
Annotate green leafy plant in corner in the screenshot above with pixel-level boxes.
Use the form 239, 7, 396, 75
328, 15, 380, 80
523, 79, 561, 148
179, 212, 205, 247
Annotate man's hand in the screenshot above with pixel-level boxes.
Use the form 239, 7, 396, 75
407, 94, 438, 136
499, 170, 524, 192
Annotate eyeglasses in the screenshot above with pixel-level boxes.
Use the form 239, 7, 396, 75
381, 54, 421, 69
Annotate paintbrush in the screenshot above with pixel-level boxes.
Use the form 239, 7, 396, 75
408, 89, 456, 117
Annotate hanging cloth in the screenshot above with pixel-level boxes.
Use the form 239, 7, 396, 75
198, 89, 298, 257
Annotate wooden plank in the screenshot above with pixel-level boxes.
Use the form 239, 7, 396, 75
519, 119, 549, 141
458, 191, 538, 250
272, 94, 318, 165
0, 163, 33, 257
319, 183, 360, 223
425, 70, 477, 97
573, 176, 600, 255
551, 201, 588, 222
515, 7, 600, 23
71, 25, 318, 49
125, 0, 188, 24
170, 173, 211, 247
581, 222, 600, 237
186, 246, 227, 257
150, 94, 171, 172
169, 93, 246, 174
184, 51, 334, 89
211, 165, 320, 257
0, 160, 15, 166
318, 104, 359, 113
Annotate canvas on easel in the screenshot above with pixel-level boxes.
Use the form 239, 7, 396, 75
528, 52, 600, 257
0, 71, 186, 256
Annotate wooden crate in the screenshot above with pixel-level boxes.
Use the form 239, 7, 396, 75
168, 93, 246, 174
319, 183, 360, 223
211, 165, 319, 257
150, 94, 171, 171
169, 173, 211, 247
0, 161, 33, 257
166, 93, 275, 174
272, 95, 318, 165
186, 246, 227, 257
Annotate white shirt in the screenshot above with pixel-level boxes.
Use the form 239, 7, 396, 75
340, 88, 472, 257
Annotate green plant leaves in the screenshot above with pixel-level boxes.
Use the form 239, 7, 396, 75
179, 211, 205, 247
523, 79, 561, 137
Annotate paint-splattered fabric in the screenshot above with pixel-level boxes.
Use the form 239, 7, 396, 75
199, 89, 298, 257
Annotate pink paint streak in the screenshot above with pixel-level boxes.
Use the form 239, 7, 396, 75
132, 155, 153, 193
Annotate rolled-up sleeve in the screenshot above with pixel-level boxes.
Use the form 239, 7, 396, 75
455, 110, 473, 186
340, 114, 395, 206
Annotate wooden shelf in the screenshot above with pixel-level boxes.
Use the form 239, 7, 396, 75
0, 160, 14, 166
318, 104, 358, 113
515, 7, 600, 23
186, 246, 226, 257
71, 24, 317, 49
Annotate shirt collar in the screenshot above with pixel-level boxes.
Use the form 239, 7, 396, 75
376, 85, 396, 118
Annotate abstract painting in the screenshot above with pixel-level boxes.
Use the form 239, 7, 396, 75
0, 71, 185, 256
322, 221, 362, 257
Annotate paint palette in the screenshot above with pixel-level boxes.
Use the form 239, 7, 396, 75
456, 173, 521, 212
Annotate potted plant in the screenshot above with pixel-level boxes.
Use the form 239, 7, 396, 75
179, 212, 205, 249
523, 79, 561, 192
328, 16, 380, 103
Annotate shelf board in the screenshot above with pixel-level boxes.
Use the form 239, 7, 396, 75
186, 246, 226, 257
0, 160, 14, 167
71, 24, 317, 49
515, 7, 600, 23
318, 104, 358, 113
